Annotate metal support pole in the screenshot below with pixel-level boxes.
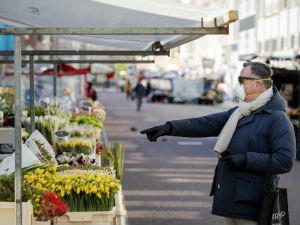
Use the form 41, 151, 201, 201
0, 26, 229, 35
0, 59, 155, 64
29, 55, 35, 134
53, 64, 57, 99
14, 35, 22, 225
0, 50, 170, 56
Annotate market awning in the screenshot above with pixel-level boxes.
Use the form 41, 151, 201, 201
0, 0, 238, 50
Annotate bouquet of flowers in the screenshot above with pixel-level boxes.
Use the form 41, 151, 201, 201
92, 109, 106, 122
0, 165, 47, 202
56, 165, 115, 177
70, 113, 103, 129
55, 152, 96, 166
35, 191, 68, 221
0, 174, 35, 202
35, 140, 55, 163
56, 138, 93, 155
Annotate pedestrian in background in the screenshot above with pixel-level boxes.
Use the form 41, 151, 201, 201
134, 79, 145, 112
124, 79, 132, 100
145, 80, 152, 97
141, 62, 295, 225
87, 82, 97, 101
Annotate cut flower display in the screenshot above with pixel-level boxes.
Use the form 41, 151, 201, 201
24, 164, 120, 212
70, 113, 103, 129
56, 138, 93, 155
55, 152, 96, 166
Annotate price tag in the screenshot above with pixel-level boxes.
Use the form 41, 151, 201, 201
54, 130, 69, 138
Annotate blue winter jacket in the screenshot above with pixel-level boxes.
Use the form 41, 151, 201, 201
168, 87, 296, 221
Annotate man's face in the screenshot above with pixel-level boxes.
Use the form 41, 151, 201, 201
239, 66, 264, 101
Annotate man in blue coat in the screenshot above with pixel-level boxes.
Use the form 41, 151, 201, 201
134, 79, 145, 112
141, 62, 295, 225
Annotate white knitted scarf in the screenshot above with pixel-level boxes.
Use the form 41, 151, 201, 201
214, 87, 273, 156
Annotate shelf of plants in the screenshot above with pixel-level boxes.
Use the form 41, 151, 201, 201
0, 98, 127, 225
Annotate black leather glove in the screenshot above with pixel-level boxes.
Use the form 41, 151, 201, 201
222, 152, 247, 169
140, 123, 172, 142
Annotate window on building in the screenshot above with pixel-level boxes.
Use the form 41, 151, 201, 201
258, 42, 262, 52
291, 35, 295, 48
272, 39, 277, 50
265, 40, 270, 51
265, 0, 280, 17
291, 0, 299, 7
38, 35, 43, 42
281, 37, 285, 50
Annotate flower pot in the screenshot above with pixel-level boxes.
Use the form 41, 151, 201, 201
54, 207, 116, 225
32, 218, 51, 225
0, 200, 33, 225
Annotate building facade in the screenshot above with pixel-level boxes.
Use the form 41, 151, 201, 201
169, 0, 300, 98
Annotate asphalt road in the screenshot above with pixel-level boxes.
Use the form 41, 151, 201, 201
99, 91, 299, 225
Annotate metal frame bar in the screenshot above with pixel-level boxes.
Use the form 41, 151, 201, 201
14, 35, 22, 225
0, 59, 155, 64
53, 64, 57, 98
0, 26, 229, 35
29, 55, 35, 134
0, 50, 169, 56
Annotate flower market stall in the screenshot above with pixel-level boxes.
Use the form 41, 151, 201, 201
0, 95, 127, 225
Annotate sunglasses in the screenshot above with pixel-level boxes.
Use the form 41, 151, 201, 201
238, 76, 259, 85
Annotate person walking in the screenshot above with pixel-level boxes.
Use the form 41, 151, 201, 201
87, 82, 97, 101
141, 62, 296, 225
145, 80, 152, 97
134, 79, 145, 112
124, 79, 132, 100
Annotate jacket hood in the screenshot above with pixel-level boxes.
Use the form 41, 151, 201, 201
262, 87, 288, 112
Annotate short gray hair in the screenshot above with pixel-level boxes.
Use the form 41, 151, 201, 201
243, 62, 273, 88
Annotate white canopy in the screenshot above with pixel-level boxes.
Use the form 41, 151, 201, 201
0, 0, 238, 50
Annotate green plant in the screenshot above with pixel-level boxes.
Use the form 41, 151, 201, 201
26, 106, 46, 117
100, 145, 114, 167
112, 142, 126, 180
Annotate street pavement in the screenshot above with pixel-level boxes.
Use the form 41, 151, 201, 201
99, 91, 299, 225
